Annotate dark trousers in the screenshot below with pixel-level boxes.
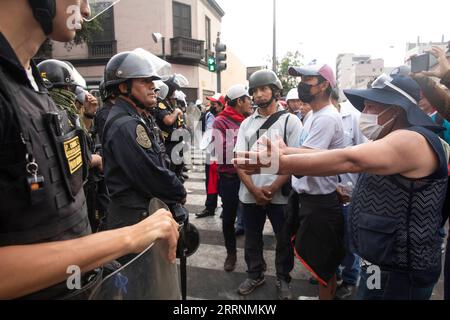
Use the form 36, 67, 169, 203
218, 173, 240, 254
204, 163, 218, 210
242, 203, 294, 282
445, 232, 450, 300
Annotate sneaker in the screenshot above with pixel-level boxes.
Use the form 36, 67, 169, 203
237, 276, 265, 295
195, 208, 215, 218
276, 279, 293, 300
334, 282, 355, 300
224, 253, 237, 272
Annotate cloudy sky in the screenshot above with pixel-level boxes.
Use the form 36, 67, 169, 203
216, 0, 449, 70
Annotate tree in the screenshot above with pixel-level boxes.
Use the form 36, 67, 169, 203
275, 50, 304, 96
35, 18, 104, 58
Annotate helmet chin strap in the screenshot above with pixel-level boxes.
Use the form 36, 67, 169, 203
124, 81, 146, 110
256, 90, 275, 109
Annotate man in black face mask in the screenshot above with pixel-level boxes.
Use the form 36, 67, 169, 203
285, 63, 346, 300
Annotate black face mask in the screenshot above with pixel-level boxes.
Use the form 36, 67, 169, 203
210, 106, 219, 116
297, 82, 318, 104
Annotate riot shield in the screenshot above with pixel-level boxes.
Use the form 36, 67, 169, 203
186, 104, 202, 148
89, 198, 181, 300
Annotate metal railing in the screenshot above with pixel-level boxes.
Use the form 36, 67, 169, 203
170, 37, 204, 61
88, 40, 117, 58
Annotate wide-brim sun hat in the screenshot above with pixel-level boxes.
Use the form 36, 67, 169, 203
343, 74, 441, 132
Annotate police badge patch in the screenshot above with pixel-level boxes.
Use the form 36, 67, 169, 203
158, 102, 167, 110
136, 124, 152, 149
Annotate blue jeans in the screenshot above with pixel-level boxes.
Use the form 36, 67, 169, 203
357, 265, 439, 300
337, 205, 361, 285
235, 203, 244, 231
242, 203, 294, 282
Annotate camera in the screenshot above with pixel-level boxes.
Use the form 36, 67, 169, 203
411, 53, 438, 73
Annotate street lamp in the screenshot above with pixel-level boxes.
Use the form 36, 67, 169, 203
152, 32, 166, 60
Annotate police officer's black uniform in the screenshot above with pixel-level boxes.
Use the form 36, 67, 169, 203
0, 33, 92, 298
95, 99, 114, 143
103, 97, 186, 239
154, 98, 186, 179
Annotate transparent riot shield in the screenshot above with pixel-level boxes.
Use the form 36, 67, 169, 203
186, 104, 202, 148
89, 198, 181, 300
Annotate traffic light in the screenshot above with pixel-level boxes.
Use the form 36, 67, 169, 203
215, 43, 227, 72
207, 55, 216, 72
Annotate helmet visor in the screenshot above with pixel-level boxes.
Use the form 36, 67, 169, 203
84, 0, 121, 22
117, 48, 171, 80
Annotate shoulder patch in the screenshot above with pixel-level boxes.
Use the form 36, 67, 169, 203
136, 124, 152, 149
158, 102, 167, 110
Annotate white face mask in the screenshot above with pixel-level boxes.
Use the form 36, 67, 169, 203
359, 113, 383, 140
359, 107, 397, 140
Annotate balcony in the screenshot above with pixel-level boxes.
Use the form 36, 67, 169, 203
170, 37, 204, 62
88, 40, 117, 58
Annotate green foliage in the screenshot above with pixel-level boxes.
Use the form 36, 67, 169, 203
64, 18, 104, 50
35, 17, 104, 58
275, 50, 304, 95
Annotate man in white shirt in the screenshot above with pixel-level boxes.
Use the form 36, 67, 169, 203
288, 63, 346, 300
235, 70, 302, 299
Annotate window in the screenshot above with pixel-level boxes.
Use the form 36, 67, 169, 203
173, 1, 192, 38
90, 5, 115, 42
205, 16, 211, 50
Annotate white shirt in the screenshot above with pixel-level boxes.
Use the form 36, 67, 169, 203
339, 101, 367, 186
26, 67, 39, 92
292, 104, 344, 195
235, 106, 303, 204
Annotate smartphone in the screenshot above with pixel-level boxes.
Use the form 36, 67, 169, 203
411, 53, 437, 73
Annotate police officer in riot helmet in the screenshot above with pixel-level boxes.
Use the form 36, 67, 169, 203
102, 49, 187, 264
154, 74, 188, 182
0, 0, 179, 299
96, 75, 117, 143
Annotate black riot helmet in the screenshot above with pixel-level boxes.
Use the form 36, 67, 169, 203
99, 80, 111, 102
164, 75, 181, 99
163, 74, 189, 100
28, 0, 56, 35
37, 59, 76, 89
104, 48, 171, 108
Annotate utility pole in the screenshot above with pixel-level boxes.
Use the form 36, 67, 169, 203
272, 0, 277, 72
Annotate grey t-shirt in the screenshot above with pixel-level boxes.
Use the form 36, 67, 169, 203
235, 107, 303, 204
292, 104, 344, 195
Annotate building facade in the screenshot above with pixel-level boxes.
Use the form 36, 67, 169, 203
41, 0, 247, 103
336, 53, 384, 100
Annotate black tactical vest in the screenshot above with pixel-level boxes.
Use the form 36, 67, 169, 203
349, 126, 448, 272
0, 66, 90, 246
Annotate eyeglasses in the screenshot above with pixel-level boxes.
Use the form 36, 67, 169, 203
371, 74, 417, 105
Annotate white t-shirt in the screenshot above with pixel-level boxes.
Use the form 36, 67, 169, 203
292, 104, 344, 195
339, 101, 367, 186
235, 107, 303, 204
26, 67, 39, 92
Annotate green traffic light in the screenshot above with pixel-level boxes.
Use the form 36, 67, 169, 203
207, 56, 216, 72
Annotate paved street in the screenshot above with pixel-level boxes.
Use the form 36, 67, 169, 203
181, 148, 445, 300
